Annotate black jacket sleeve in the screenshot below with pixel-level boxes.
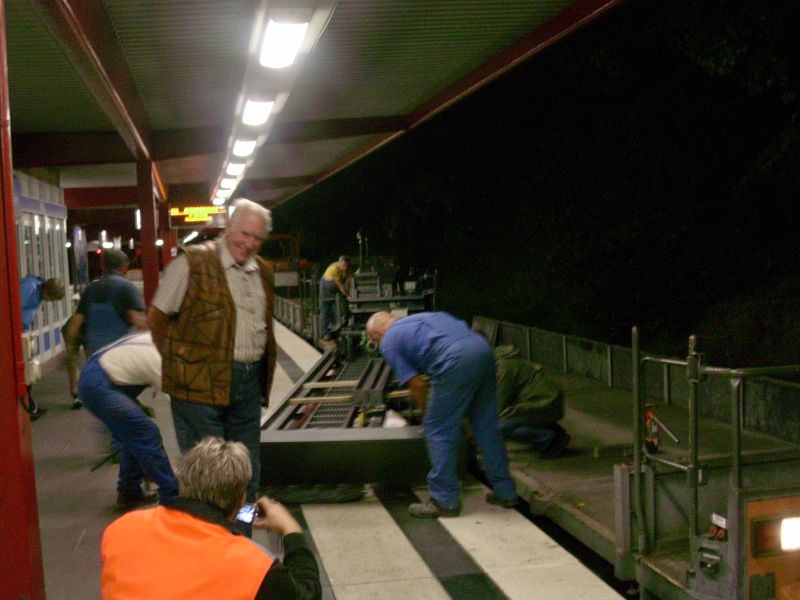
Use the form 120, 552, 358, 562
254, 533, 321, 600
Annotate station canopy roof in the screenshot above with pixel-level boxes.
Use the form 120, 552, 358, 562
5, 0, 622, 208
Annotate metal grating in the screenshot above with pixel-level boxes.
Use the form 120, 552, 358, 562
303, 353, 376, 427
305, 403, 355, 429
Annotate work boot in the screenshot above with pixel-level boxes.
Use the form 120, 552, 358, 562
29, 407, 48, 420
539, 424, 570, 459
116, 490, 158, 510
71, 395, 82, 410
485, 492, 518, 508
408, 499, 461, 519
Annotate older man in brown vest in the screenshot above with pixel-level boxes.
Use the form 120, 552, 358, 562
147, 198, 276, 504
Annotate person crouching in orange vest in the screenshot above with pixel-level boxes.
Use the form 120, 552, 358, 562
101, 437, 321, 600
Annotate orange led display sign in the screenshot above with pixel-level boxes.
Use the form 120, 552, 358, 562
169, 206, 226, 229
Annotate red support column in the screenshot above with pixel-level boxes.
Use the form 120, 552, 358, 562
137, 161, 159, 305
159, 201, 175, 267
0, 1, 46, 597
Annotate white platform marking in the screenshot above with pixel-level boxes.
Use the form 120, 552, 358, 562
418, 485, 621, 600
302, 491, 449, 599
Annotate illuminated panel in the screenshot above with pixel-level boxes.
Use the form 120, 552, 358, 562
169, 206, 226, 229
747, 495, 800, 599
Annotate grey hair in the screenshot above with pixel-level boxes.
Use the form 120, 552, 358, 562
229, 197, 273, 236
176, 437, 252, 514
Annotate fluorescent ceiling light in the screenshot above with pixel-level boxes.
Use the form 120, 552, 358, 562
220, 178, 237, 189
242, 100, 274, 126
212, 197, 226, 206
101, 241, 113, 249
216, 188, 233, 199
226, 162, 246, 176
135, 209, 141, 230
782, 517, 800, 551
182, 231, 199, 244
259, 20, 309, 69
232, 139, 257, 157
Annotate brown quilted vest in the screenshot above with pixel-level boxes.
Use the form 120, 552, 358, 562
161, 242, 276, 406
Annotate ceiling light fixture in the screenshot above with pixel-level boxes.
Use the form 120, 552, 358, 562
220, 178, 237, 189
232, 139, 257, 157
216, 188, 233, 199
212, 197, 226, 206
259, 20, 309, 69
242, 99, 274, 126
226, 162, 246, 176
182, 231, 199, 244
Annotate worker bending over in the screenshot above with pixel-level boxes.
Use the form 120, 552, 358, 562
367, 311, 517, 518
78, 331, 178, 508
493, 345, 570, 458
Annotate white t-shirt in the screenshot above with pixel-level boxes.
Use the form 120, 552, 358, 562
98, 332, 162, 390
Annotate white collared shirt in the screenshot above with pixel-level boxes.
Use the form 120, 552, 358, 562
151, 237, 267, 362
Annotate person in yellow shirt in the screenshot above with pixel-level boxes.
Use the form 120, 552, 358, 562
319, 255, 351, 341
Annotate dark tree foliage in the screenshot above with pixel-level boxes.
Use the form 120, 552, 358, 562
275, 0, 800, 366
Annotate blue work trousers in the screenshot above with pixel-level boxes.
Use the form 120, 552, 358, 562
500, 420, 554, 450
425, 340, 516, 508
78, 360, 179, 505
170, 361, 263, 502
319, 279, 340, 338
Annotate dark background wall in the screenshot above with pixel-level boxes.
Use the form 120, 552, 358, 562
274, 0, 800, 367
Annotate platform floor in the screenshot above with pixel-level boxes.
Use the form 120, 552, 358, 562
30, 321, 622, 599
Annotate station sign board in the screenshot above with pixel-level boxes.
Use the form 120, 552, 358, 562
169, 205, 226, 229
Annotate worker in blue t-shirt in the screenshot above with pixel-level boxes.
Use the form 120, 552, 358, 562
19, 275, 66, 419
20, 275, 65, 331
66, 249, 146, 356
366, 311, 517, 518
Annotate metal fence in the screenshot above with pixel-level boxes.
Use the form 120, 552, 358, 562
472, 315, 800, 444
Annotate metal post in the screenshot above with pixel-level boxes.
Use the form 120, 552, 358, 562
730, 378, 743, 493
631, 327, 648, 554
137, 161, 159, 306
686, 335, 700, 541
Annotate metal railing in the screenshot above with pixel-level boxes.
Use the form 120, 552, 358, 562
631, 326, 800, 562
472, 315, 800, 445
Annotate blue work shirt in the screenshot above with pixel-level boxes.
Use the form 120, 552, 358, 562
379, 312, 479, 384
20, 275, 44, 331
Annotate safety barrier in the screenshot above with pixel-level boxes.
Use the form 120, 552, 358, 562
472, 315, 800, 445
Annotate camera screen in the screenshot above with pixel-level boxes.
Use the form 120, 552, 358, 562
236, 504, 257, 523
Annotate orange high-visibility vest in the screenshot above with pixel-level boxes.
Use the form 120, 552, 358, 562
102, 506, 273, 599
